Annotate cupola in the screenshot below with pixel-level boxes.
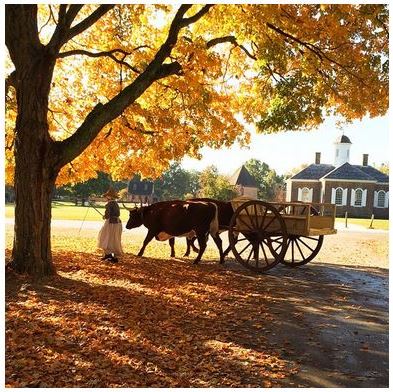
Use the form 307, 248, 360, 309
334, 134, 352, 166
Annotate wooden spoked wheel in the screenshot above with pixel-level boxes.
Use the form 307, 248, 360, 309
269, 234, 324, 267
228, 200, 288, 273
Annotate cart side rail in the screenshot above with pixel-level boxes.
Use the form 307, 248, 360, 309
269, 201, 336, 235
230, 198, 336, 236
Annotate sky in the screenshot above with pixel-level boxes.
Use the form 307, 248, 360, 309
181, 114, 389, 177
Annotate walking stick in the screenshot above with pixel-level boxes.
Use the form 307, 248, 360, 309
78, 204, 91, 234
78, 199, 104, 234
89, 202, 104, 217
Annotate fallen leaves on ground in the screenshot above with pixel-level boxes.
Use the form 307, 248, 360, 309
5, 237, 298, 388
6, 229, 389, 387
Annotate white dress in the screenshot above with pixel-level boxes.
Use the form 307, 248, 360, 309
97, 200, 123, 256
98, 219, 123, 256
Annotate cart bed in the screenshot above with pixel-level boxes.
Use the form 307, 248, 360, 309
231, 198, 337, 236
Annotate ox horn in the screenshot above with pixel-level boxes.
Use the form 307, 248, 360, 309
121, 201, 134, 211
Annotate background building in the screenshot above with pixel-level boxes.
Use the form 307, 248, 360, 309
230, 165, 258, 199
126, 176, 155, 205
286, 135, 389, 218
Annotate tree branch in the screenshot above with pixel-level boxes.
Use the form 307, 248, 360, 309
66, 5, 114, 42
266, 22, 367, 84
121, 116, 157, 136
181, 5, 213, 27
54, 4, 212, 168
64, 5, 84, 27
48, 5, 83, 51
58, 48, 141, 74
38, 5, 55, 35
207, 35, 257, 60
48, 5, 114, 53
155, 62, 182, 78
266, 22, 323, 61
57, 5, 67, 23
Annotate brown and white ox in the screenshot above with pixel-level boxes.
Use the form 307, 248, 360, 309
125, 200, 224, 264
182, 198, 234, 260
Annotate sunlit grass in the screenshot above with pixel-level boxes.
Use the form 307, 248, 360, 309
6, 203, 389, 231
5, 202, 131, 222
335, 217, 389, 230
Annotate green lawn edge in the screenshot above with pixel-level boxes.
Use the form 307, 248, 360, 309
5, 202, 388, 230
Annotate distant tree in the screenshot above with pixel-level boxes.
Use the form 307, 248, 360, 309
198, 166, 237, 200
284, 163, 309, 180
154, 162, 199, 201
244, 159, 285, 201
376, 163, 389, 175
56, 172, 126, 204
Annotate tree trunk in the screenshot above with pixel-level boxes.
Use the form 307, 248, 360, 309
11, 158, 57, 277
10, 53, 59, 278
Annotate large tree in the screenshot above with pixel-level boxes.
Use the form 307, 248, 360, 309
5, 4, 388, 277
55, 171, 127, 203
198, 165, 237, 201
153, 162, 199, 201
244, 159, 285, 201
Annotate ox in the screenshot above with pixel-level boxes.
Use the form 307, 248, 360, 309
125, 200, 224, 264
182, 198, 234, 260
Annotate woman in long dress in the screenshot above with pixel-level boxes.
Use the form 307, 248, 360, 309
97, 187, 123, 263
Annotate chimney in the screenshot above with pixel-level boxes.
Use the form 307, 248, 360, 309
362, 154, 369, 166
315, 152, 321, 164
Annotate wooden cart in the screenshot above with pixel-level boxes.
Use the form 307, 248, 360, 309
228, 198, 337, 273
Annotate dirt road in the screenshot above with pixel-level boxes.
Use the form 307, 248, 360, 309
5, 220, 389, 387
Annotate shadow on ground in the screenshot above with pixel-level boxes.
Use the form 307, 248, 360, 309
5, 252, 388, 387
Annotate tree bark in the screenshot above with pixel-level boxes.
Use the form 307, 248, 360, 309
8, 43, 59, 277
12, 155, 58, 277
11, 80, 59, 277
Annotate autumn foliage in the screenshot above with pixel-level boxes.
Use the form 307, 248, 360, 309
5, 4, 388, 277
5, 4, 388, 185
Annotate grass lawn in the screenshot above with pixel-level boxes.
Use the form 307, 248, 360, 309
5, 202, 389, 231
5, 201, 131, 222
335, 217, 389, 230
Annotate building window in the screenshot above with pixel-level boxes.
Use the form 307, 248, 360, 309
133, 184, 137, 190
354, 189, 363, 206
144, 184, 148, 191
301, 188, 311, 202
336, 149, 339, 157
377, 191, 386, 208
297, 187, 313, 203
335, 188, 343, 205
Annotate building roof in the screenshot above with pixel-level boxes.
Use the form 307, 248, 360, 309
354, 165, 389, 183
230, 166, 257, 187
128, 177, 154, 195
335, 135, 352, 144
291, 161, 389, 183
291, 164, 335, 180
322, 162, 376, 181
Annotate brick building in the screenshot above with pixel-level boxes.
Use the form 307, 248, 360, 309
286, 135, 389, 218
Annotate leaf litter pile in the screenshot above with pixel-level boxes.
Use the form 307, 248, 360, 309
5, 231, 301, 388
